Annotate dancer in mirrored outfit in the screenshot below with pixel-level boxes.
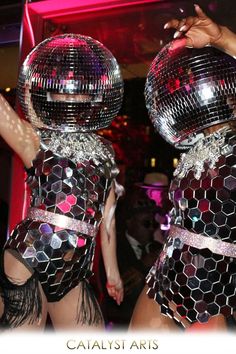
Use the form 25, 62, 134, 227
0, 34, 124, 330
130, 6, 236, 331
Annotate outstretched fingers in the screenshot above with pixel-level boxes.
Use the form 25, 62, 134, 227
179, 16, 196, 32
194, 4, 208, 19
164, 18, 181, 30
164, 16, 197, 39
164, 5, 210, 39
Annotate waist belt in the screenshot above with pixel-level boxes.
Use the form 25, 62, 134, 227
169, 225, 236, 258
27, 207, 98, 237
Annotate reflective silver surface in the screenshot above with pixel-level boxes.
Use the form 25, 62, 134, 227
147, 129, 236, 325
6, 133, 118, 301
18, 34, 123, 132
145, 40, 236, 148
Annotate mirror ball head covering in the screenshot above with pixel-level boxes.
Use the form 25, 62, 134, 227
17, 34, 124, 132
145, 39, 236, 149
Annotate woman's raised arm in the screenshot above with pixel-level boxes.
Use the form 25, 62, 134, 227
0, 94, 39, 168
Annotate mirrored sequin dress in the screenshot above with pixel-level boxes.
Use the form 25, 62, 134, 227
5, 131, 118, 302
147, 127, 236, 325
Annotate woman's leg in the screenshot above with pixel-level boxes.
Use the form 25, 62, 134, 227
48, 281, 104, 331
129, 286, 229, 332
0, 250, 47, 331
129, 285, 181, 331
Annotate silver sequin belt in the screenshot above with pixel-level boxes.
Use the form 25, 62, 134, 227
27, 207, 98, 237
169, 225, 236, 258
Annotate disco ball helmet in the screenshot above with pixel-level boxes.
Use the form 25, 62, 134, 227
18, 34, 123, 132
145, 40, 236, 148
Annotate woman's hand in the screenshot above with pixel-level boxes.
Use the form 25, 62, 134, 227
106, 275, 124, 305
164, 4, 223, 48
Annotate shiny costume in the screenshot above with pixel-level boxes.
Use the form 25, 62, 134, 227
147, 127, 236, 324
144, 41, 236, 326
5, 132, 118, 302
0, 34, 123, 328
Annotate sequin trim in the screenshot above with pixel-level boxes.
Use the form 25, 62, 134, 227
39, 130, 116, 167
173, 126, 231, 180
27, 207, 98, 237
169, 225, 236, 258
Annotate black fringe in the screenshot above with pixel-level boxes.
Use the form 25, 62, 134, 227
77, 280, 103, 326
0, 269, 42, 329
